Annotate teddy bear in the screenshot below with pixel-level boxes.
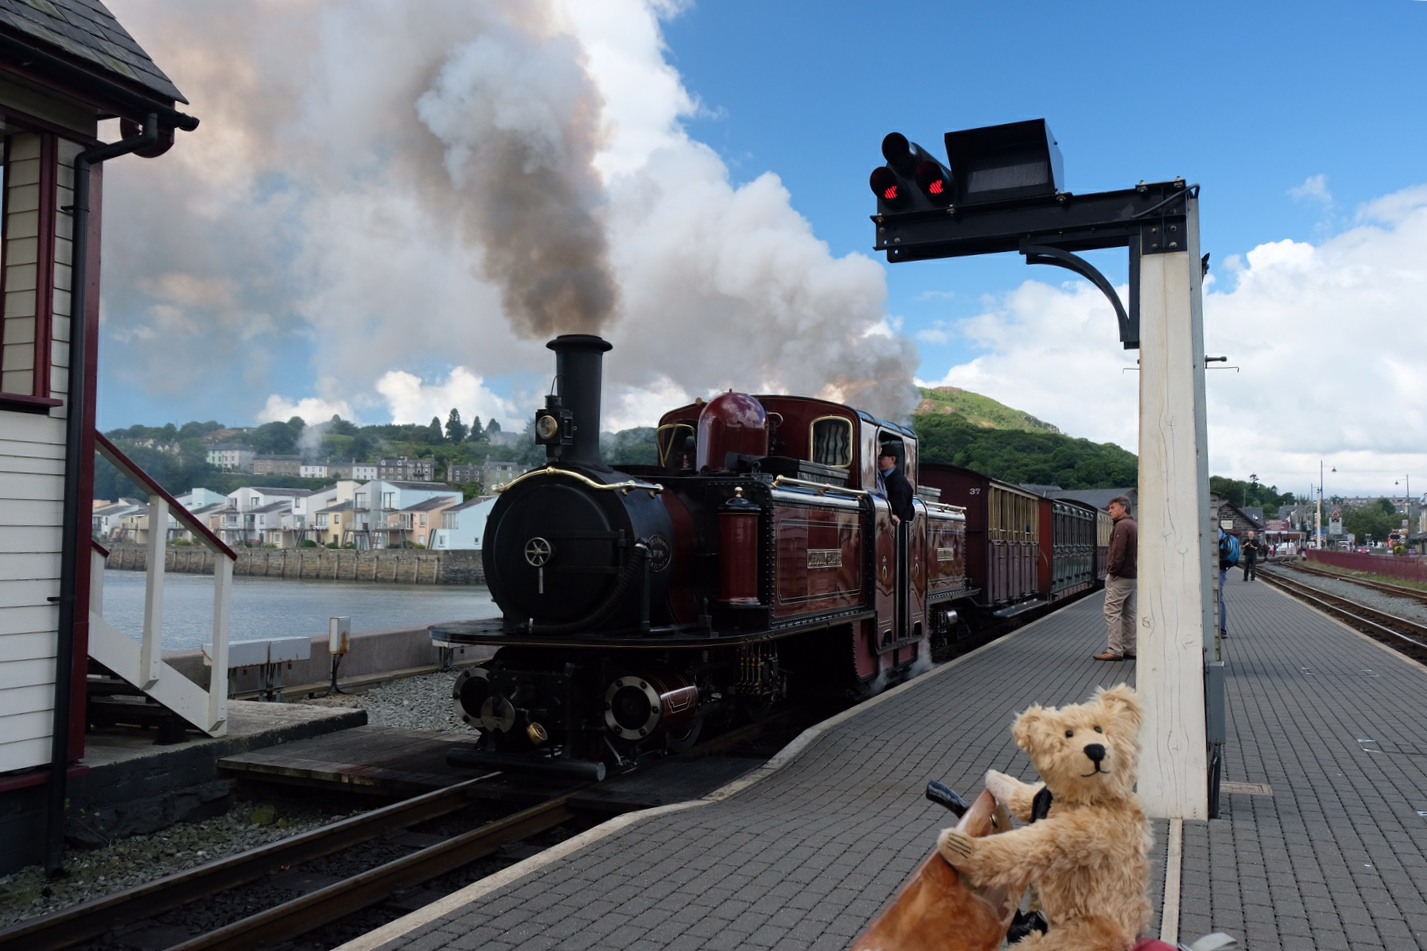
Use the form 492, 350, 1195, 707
936, 683, 1151, 951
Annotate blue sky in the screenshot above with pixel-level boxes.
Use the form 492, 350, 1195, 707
98, 0, 1427, 500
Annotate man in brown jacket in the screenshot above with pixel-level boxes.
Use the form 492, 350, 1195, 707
1095, 496, 1138, 661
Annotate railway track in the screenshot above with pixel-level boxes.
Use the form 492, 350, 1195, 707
0, 707, 808, 951
1279, 560, 1427, 607
0, 777, 586, 951
1258, 566, 1427, 665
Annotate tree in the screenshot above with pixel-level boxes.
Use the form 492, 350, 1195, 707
250, 420, 299, 454
327, 415, 359, 436
426, 417, 444, 444
1344, 498, 1398, 546
467, 415, 486, 443
444, 408, 467, 444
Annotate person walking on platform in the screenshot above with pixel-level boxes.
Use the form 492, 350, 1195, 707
1095, 496, 1137, 661
1241, 529, 1261, 581
1218, 528, 1238, 638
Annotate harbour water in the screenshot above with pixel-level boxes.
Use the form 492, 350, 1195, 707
96, 570, 498, 653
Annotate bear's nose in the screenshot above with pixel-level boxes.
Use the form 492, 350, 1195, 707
1084, 743, 1106, 764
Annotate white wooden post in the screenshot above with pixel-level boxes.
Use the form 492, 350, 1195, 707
140, 495, 168, 689
1135, 194, 1212, 819
207, 554, 232, 730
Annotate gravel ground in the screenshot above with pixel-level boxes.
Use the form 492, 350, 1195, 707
1270, 561, 1427, 625
0, 671, 473, 930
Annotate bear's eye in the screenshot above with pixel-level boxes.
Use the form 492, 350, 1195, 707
1064, 729, 1074, 738
1094, 725, 1104, 733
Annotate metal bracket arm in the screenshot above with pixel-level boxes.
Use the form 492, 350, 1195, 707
1021, 241, 1137, 349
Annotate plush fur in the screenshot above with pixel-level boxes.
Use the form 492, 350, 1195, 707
937, 684, 1152, 951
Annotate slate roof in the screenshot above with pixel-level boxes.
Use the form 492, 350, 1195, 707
0, 0, 187, 103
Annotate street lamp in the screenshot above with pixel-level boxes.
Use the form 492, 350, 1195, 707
1316, 461, 1336, 549
1396, 475, 1410, 537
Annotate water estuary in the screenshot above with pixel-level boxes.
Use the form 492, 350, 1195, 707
96, 570, 498, 653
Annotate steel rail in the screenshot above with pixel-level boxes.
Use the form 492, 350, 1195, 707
1279, 561, 1427, 606
166, 796, 577, 951
1259, 571, 1427, 656
0, 775, 502, 950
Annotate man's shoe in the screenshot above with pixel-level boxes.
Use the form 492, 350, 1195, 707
1093, 651, 1123, 661
1123, 653, 1136, 660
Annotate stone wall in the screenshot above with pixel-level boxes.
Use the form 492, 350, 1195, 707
104, 544, 484, 585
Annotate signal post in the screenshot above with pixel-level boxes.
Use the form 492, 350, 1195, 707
868, 120, 1214, 819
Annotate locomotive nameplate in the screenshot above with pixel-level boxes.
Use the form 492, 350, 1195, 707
807, 549, 843, 569
936, 547, 959, 562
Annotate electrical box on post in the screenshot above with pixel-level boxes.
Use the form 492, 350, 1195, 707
329, 616, 351, 656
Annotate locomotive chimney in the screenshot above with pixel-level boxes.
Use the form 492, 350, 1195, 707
540, 334, 612, 470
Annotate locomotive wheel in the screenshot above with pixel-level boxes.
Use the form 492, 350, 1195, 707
665, 715, 704, 753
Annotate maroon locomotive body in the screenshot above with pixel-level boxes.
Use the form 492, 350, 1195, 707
431, 335, 971, 777
432, 336, 1105, 778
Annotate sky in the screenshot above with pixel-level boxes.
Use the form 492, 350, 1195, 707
94, 0, 1427, 501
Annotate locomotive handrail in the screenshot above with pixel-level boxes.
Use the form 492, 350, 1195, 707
924, 500, 969, 517
770, 474, 869, 500
499, 466, 664, 497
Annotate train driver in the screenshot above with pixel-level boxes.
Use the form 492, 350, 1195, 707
877, 445, 915, 526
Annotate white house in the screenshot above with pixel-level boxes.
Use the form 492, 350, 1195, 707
428, 496, 497, 551
350, 480, 461, 549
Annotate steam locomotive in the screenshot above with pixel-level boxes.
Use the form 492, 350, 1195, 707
431, 335, 1107, 779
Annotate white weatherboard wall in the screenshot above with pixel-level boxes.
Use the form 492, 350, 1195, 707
0, 133, 79, 774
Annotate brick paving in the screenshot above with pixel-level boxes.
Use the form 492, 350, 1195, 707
343, 576, 1427, 950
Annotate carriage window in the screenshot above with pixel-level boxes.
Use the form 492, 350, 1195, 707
811, 417, 852, 467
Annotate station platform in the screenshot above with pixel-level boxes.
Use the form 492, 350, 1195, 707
337, 575, 1427, 951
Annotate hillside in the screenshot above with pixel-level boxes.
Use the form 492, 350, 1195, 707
914, 386, 1061, 434
98, 387, 1139, 500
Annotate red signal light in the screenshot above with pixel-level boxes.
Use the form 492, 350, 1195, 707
869, 167, 906, 208
914, 159, 953, 206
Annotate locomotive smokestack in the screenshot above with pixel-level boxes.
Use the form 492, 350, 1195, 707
543, 334, 612, 470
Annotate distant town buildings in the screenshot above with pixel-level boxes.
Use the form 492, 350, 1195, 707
93, 478, 468, 550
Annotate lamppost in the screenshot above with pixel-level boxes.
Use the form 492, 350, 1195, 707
1396, 475, 1410, 538
1316, 461, 1335, 549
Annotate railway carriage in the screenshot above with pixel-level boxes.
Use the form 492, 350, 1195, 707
918, 465, 1043, 616
1039, 497, 1100, 602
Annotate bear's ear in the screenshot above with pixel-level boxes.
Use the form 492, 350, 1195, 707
1095, 683, 1144, 731
1012, 705, 1047, 750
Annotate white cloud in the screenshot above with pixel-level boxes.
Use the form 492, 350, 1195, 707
918, 184, 1427, 498
1289, 174, 1332, 204
258, 395, 353, 426
373, 367, 519, 429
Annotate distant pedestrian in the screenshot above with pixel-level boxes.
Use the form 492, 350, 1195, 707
1242, 530, 1261, 581
1095, 496, 1137, 662
1218, 529, 1239, 638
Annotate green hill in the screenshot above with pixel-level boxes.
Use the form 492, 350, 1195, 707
912, 387, 1136, 490
914, 386, 1061, 434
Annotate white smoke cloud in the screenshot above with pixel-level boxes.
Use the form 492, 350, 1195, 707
99, 0, 915, 435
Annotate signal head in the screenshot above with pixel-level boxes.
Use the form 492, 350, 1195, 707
871, 132, 955, 213
869, 166, 907, 210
